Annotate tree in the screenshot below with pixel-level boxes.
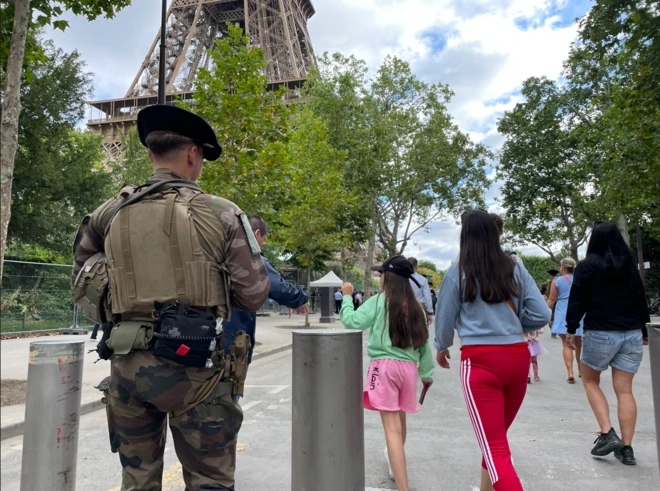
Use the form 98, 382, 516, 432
7, 41, 112, 254
111, 127, 152, 186
304, 53, 372, 277
277, 108, 350, 326
418, 260, 438, 272
367, 57, 489, 258
1, 0, 131, 280
564, 0, 660, 238
307, 54, 489, 296
518, 255, 558, 287
417, 267, 442, 289
192, 24, 293, 225
497, 78, 601, 262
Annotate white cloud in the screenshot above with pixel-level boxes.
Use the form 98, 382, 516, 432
44, 0, 591, 264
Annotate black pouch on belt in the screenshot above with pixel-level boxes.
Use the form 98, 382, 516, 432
152, 301, 218, 368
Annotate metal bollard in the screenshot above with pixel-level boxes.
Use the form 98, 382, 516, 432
648, 323, 660, 475
291, 330, 364, 491
20, 340, 85, 491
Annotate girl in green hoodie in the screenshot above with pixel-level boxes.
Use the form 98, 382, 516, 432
340, 255, 434, 491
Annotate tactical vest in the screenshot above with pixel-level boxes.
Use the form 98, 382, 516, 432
105, 185, 231, 320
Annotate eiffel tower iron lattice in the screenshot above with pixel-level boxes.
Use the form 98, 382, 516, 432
87, 0, 316, 158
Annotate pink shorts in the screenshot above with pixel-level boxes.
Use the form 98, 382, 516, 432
363, 359, 420, 413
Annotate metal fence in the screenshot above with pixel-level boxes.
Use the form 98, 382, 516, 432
0, 260, 91, 334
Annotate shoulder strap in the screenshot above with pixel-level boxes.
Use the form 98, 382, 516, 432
103, 179, 201, 236
563, 274, 572, 285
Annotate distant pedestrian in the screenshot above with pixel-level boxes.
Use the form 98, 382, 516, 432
524, 328, 547, 383
334, 289, 343, 314
340, 256, 434, 490
430, 289, 437, 313
540, 269, 559, 338
435, 210, 550, 491
407, 257, 434, 324
566, 222, 650, 465
547, 258, 583, 383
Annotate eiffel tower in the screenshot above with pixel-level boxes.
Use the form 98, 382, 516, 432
87, 0, 316, 156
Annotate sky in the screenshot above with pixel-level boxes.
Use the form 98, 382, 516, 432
47, 0, 594, 269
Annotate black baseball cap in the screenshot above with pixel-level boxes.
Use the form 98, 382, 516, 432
548, 269, 559, 276
371, 255, 420, 287
137, 105, 222, 161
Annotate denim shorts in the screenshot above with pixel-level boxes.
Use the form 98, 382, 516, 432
581, 330, 643, 373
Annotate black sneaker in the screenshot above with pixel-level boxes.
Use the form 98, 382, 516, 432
614, 446, 636, 465
591, 428, 624, 456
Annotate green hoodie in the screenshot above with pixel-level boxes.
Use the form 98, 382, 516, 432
340, 294, 434, 382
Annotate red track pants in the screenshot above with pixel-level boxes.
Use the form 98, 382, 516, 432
460, 351, 530, 491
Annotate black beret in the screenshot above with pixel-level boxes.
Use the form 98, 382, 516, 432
137, 105, 222, 161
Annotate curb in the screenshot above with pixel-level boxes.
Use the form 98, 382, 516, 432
0, 344, 292, 441
252, 343, 292, 361
1, 399, 105, 441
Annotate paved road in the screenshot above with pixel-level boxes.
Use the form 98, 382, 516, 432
1, 332, 658, 490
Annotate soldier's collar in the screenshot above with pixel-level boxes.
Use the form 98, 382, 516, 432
150, 168, 194, 182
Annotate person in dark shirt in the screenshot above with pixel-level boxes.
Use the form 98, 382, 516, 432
223, 216, 308, 370
566, 222, 650, 466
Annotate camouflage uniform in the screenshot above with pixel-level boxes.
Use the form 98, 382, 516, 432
74, 168, 269, 490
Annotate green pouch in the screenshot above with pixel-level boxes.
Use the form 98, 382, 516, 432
106, 321, 155, 355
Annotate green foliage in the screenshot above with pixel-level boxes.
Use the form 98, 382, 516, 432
497, 77, 601, 262
0, 5, 47, 84
418, 260, 438, 272
565, 0, 660, 237
111, 127, 152, 186
8, 41, 112, 253
30, 0, 132, 31
193, 24, 293, 225
518, 255, 557, 287
308, 53, 489, 259
277, 107, 349, 274
418, 267, 442, 289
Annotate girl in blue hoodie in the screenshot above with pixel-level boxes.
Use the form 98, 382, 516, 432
435, 211, 550, 491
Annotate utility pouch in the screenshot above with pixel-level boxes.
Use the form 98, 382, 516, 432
152, 302, 219, 368
106, 321, 155, 355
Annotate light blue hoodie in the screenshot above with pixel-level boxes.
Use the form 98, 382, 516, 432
434, 262, 551, 350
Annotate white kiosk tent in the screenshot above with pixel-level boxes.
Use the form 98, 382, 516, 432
310, 271, 343, 323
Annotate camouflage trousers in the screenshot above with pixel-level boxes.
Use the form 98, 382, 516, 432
105, 351, 243, 491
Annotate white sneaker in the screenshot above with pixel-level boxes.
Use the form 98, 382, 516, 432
384, 447, 395, 480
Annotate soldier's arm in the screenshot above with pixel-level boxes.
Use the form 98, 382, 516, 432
222, 212, 270, 311
72, 215, 105, 281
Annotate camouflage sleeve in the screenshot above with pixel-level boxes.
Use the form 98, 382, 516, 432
72, 215, 105, 282
202, 196, 270, 311
71, 196, 118, 282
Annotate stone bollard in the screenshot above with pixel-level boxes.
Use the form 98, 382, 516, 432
291, 330, 364, 491
20, 340, 85, 491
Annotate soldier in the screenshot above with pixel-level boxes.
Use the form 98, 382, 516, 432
72, 105, 270, 490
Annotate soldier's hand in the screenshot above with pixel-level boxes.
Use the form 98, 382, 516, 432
341, 282, 354, 297
298, 303, 309, 315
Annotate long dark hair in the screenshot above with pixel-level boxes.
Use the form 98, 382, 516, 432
459, 210, 520, 303
586, 222, 637, 281
382, 272, 428, 350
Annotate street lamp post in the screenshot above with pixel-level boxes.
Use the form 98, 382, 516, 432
158, 0, 167, 105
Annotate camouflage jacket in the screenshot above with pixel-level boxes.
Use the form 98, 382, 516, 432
73, 168, 270, 318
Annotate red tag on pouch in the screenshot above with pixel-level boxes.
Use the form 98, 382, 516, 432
176, 344, 191, 356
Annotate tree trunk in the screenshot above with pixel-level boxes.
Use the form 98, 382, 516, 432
363, 232, 375, 298
616, 214, 631, 247
0, 0, 31, 284
339, 247, 345, 279
305, 252, 311, 327
363, 207, 378, 298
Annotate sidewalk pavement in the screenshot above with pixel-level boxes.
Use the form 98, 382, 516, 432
0, 311, 326, 433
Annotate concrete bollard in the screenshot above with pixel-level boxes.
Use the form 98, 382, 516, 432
648, 323, 660, 475
20, 340, 85, 491
291, 330, 364, 491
